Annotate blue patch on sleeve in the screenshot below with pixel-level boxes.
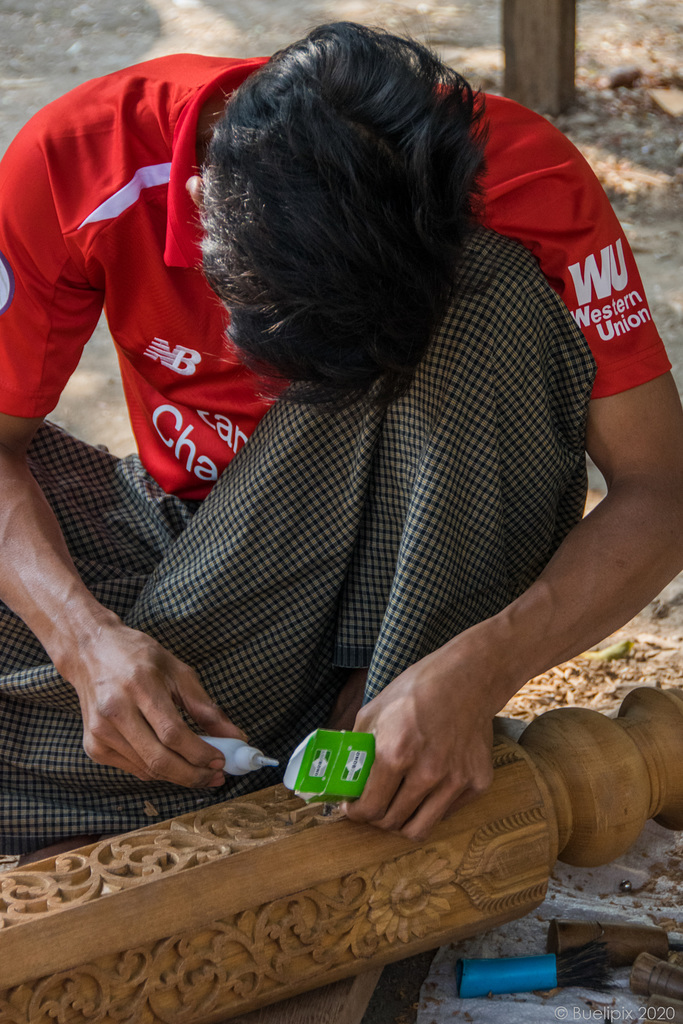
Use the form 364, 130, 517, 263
0, 251, 15, 315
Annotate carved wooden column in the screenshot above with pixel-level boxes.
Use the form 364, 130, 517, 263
1, 686, 682, 1023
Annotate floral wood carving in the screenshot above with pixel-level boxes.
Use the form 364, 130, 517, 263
0, 751, 527, 931
368, 849, 457, 944
5, 689, 680, 1024
0, 799, 552, 1024
1, 848, 486, 1024
0, 740, 556, 1020
0, 789, 343, 929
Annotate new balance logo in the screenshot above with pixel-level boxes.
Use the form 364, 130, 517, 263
144, 338, 201, 376
568, 239, 629, 305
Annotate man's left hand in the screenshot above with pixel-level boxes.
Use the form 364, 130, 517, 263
344, 374, 683, 841
342, 644, 495, 840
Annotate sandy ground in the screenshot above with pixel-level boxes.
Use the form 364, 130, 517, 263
1, 3, 683, 1017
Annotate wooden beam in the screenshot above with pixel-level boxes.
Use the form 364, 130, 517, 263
503, 0, 576, 115
229, 968, 383, 1024
1, 687, 682, 1023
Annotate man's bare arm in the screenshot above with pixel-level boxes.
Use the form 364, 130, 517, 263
0, 411, 244, 786
344, 373, 683, 839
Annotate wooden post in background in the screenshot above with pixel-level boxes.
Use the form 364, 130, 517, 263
503, 0, 576, 115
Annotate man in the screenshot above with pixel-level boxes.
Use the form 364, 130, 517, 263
1, 22, 682, 856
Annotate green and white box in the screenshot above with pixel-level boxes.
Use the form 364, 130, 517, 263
283, 729, 375, 802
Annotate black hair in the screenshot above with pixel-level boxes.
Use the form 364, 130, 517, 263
201, 21, 487, 406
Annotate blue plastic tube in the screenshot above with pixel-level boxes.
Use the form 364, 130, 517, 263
456, 954, 558, 997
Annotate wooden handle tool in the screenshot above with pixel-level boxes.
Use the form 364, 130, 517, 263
631, 953, 683, 999
548, 920, 683, 967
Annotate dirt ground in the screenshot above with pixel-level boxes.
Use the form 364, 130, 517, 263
1, 2, 683, 1013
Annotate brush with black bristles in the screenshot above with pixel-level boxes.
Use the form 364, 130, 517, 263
456, 939, 610, 998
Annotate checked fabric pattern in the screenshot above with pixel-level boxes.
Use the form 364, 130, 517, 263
0, 229, 595, 852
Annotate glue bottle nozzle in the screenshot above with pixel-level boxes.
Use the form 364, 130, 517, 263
200, 737, 279, 776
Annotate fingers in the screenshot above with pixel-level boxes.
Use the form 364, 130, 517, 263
75, 633, 246, 787
342, 751, 405, 825
84, 694, 227, 788
393, 778, 486, 842
173, 671, 247, 743
138, 692, 229, 787
343, 755, 493, 841
341, 653, 498, 840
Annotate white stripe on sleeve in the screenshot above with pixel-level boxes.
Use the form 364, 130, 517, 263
79, 163, 172, 228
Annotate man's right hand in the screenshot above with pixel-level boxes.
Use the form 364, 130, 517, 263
0, 411, 244, 788
65, 617, 246, 787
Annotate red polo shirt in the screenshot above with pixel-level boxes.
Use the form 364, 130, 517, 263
0, 54, 669, 498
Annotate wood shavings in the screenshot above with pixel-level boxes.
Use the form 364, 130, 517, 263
502, 635, 683, 722
649, 88, 683, 117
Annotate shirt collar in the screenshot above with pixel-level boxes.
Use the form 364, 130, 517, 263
164, 56, 269, 269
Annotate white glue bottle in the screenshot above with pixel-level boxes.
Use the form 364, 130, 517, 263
200, 736, 279, 776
